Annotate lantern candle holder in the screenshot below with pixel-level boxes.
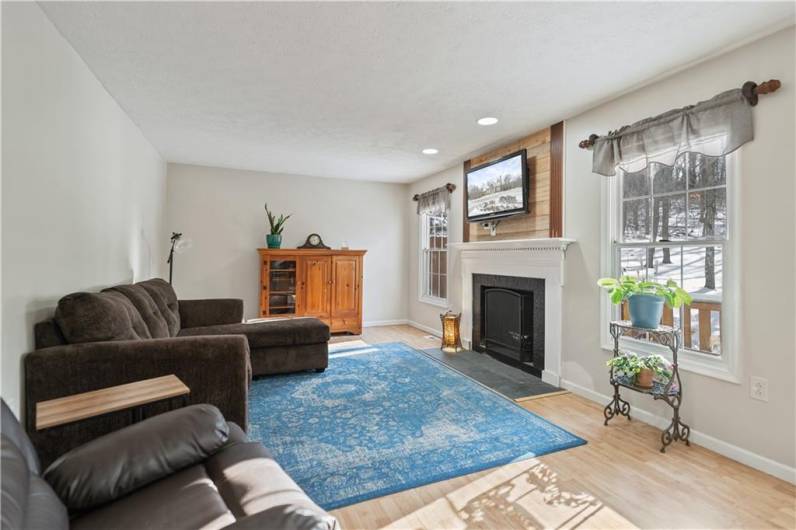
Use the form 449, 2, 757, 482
440, 311, 462, 353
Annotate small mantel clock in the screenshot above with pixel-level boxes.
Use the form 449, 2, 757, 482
299, 233, 330, 249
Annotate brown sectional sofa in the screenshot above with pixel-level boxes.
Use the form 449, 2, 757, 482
1, 400, 338, 530
26, 278, 330, 467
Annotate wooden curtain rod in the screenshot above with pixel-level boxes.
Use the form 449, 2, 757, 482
412, 182, 456, 201
578, 79, 782, 149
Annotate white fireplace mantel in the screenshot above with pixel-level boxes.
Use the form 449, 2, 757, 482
448, 237, 575, 386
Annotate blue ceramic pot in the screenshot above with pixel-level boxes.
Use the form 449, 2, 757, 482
266, 234, 282, 249
628, 293, 664, 329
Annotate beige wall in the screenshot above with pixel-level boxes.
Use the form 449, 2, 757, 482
406, 166, 464, 333
562, 27, 795, 475
1, 3, 167, 415
406, 26, 795, 480
166, 164, 409, 324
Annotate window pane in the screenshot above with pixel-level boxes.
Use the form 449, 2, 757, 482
652, 194, 686, 241
687, 154, 726, 189
682, 245, 722, 296
623, 169, 650, 199
683, 246, 723, 355
688, 189, 727, 240
421, 212, 448, 301
647, 246, 684, 286
622, 198, 651, 242
619, 247, 650, 279
652, 163, 686, 194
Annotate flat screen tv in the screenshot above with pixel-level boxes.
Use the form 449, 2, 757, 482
465, 149, 528, 222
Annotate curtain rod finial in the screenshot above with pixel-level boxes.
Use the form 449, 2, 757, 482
743, 79, 781, 106
578, 134, 599, 150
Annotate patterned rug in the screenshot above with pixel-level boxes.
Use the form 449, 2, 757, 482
248, 342, 586, 510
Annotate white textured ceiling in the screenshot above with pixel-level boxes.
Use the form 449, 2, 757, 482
40, 2, 794, 183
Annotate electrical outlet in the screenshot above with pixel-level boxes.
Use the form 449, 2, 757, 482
750, 376, 769, 402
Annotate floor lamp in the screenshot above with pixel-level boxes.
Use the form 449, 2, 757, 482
167, 232, 192, 284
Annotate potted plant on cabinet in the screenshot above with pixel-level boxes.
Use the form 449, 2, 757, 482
264, 203, 291, 249
597, 276, 692, 329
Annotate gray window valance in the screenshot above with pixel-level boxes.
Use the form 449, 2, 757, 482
592, 88, 753, 176
416, 185, 450, 216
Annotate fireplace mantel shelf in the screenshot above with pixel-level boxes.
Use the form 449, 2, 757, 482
449, 237, 575, 253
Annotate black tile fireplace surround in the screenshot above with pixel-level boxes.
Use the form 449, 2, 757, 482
472, 273, 545, 376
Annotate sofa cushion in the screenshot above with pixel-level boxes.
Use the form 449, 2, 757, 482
2, 436, 69, 530
104, 283, 171, 338
54, 291, 151, 344
71, 464, 235, 530
138, 278, 181, 336
178, 319, 330, 348
2, 400, 40, 475
44, 405, 230, 511
205, 441, 331, 526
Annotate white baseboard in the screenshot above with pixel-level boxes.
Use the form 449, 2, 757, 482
362, 319, 409, 328
406, 320, 442, 337
560, 378, 796, 484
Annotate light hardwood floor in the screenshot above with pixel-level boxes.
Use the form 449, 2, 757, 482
330, 325, 795, 530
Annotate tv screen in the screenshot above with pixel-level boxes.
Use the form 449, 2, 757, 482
466, 149, 528, 222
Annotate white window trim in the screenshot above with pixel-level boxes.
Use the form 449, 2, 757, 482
418, 211, 449, 308
599, 154, 741, 383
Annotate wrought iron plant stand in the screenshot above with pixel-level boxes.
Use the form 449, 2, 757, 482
604, 321, 690, 452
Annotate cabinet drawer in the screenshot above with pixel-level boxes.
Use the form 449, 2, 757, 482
331, 317, 359, 331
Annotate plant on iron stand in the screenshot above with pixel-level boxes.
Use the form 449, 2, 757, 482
597, 276, 692, 309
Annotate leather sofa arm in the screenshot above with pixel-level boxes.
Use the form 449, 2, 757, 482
24, 335, 250, 468
179, 299, 244, 328
223, 506, 339, 530
44, 405, 230, 512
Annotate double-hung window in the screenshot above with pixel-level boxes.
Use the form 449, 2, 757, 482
606, 152, 738, 379
420, 210, 448, 305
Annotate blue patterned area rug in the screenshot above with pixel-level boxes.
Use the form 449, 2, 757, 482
248, 342, 586, 510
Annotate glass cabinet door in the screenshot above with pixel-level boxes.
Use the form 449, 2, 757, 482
268, 259, 297, 314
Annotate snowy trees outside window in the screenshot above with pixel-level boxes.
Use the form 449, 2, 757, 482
616, 153, 727, 355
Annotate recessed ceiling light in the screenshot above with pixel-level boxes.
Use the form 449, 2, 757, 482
477, 117, 499, 126
422, 148, 439, 155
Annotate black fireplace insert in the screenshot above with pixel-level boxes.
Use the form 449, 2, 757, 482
472, 274, 545, 376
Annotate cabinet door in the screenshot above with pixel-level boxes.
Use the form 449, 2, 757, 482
301, 256, 331, 318
331, 255, 359, 319
267, 256, 298, 315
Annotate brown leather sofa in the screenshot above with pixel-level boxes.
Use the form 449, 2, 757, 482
26, 278, 329, 467
1, 400, 338, 530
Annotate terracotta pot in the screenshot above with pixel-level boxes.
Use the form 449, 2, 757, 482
636, 368, 654, 388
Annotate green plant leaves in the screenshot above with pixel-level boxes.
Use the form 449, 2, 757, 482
597, 274, 692, 309
264, 203, 291, 235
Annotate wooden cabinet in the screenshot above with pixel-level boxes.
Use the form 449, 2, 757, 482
258, 249, 365, 334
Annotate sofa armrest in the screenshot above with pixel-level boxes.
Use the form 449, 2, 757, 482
179, 299, 244, 328
44, 405, 229, 512
223, 506, 338, 530
25, 335, 250, 468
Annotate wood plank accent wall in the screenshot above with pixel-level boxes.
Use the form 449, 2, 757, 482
463, 122, 563, 241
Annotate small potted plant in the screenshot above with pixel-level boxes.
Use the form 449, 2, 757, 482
607, 353, 672, 389
640, 354, 672, 388
264, 203, 291, 249
597, 276, 692, 329
606, 352, 644, 385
